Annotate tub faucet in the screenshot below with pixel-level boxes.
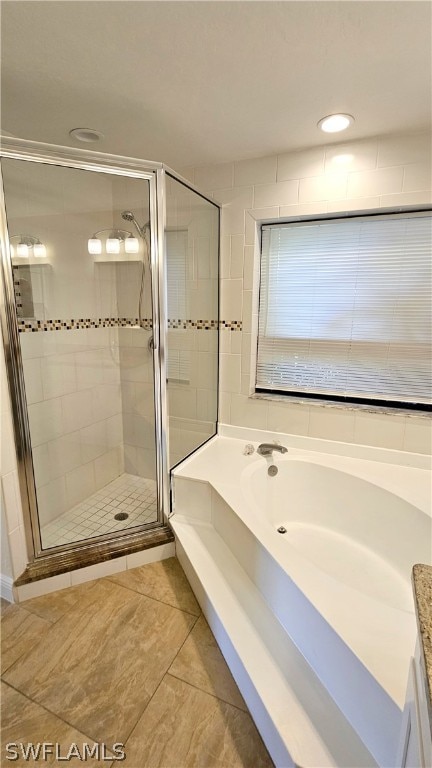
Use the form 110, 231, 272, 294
257, 443, 288, 457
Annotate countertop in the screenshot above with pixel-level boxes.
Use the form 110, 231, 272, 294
412, 563, 432, 726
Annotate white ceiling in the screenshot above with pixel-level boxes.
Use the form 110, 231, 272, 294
1, 1, 431, 169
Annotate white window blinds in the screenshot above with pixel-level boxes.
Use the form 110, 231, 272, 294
166, 230, 190, 382
257, 213, 432, 407
166, 230, 188, 321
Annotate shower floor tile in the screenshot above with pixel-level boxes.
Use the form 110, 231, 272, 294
41, 473, 157, 549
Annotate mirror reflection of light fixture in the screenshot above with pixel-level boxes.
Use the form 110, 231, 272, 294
87, 229, 139, 256
88, 237, 102, 255
9, 234, 47, 259
106, 237, 120, 255
125, 236, 139, 254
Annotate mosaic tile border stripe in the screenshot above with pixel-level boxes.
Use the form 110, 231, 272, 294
168, 319, 242, 331
17, 318, 152, 332
219, 320, 242, 331
17, 318, 243, 333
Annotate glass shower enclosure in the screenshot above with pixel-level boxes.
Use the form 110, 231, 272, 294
0, 137, 219, 578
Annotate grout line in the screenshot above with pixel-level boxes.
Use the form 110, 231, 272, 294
165, 671, 249, 714
37, 581, 102, 626
167, 613, 201, 667
2, 582, 198, 749
164, 608, 249, 714
13, 604, 60, 627
121, 673, 168, 748
0, 612, 53, 675
3, 566, 208, 758
102, 575, 201, 619
0, 679, 115, 752
120, 612, 200, 747
3, 578, 253, 760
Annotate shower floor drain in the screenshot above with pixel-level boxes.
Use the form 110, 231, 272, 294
114, 512, 129, 521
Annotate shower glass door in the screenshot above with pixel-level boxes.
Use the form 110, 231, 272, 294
164, 174, 220, 469
1, 157, 160, 551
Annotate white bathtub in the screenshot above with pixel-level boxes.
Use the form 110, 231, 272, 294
172, 427, 431, 767
242, 456, 430, 614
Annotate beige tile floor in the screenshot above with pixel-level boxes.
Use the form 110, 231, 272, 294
1, 557, 273, 768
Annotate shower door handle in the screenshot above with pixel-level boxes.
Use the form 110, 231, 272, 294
148, 335, 156, 352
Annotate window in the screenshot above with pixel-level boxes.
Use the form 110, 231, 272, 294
256, 212, 431, 409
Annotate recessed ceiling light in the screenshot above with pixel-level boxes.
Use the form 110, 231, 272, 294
69, 128, 104, 143
317, 114, 355, 133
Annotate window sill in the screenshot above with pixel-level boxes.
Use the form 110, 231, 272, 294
251, 392, 432, 419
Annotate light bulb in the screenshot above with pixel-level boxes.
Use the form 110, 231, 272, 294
88, 238, 102, 255
106, 238, 120, 254
33, 242, 46, 258
17, 243, 29, 258
125, 237, 139, 254
317, 114, 354, 133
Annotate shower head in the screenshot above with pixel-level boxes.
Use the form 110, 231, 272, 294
121, 210, 147, 238
121, 211, 150, 328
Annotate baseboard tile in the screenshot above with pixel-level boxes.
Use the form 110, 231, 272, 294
0, 574, 14, 603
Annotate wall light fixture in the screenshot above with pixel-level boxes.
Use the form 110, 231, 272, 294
88, 229, 139, 256
9, 234, 47, 259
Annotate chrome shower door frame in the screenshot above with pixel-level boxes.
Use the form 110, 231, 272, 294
0, 137, 176, 569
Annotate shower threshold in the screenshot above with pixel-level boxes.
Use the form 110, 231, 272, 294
42, 473, 158, 549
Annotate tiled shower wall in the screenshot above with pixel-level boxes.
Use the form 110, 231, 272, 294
111, 181, 157, 479
178, 132, 432, 453
20, 327, 123, 527
118, 325, 156, 480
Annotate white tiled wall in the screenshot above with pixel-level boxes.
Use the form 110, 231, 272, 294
21, 328, 124, 527
119, 327, 157, 479
179, 131, 432, 453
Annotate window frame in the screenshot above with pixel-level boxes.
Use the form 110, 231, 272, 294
255, 208, 432, 414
